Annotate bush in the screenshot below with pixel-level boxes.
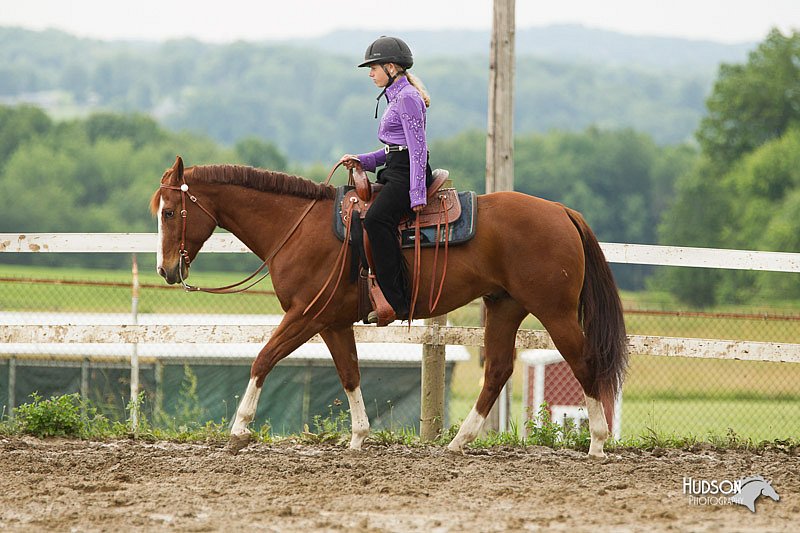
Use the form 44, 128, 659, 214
14, 392, 112, 438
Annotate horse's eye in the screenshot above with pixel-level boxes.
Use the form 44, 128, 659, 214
163, 209, 175, 219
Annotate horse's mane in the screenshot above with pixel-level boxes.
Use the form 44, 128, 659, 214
150, 164, 335, 215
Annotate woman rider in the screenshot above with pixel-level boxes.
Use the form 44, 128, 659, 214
340, 36, 433, 324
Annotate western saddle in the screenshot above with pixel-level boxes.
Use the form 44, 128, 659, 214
304, 161, 459, 326
342, 165, 455, 325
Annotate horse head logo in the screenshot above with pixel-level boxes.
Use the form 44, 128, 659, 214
730, 475, 780, 513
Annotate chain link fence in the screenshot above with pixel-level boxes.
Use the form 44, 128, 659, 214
1, 255, 799, 441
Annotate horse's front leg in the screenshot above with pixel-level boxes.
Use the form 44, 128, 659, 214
228, 313, 324, 454
320, 326, 369, 450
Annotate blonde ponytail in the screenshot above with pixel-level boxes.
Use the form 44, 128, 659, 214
405, 72, 430, 108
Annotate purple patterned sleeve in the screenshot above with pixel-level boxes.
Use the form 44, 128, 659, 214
396, 94, 428, 208
355, 148, 387, 173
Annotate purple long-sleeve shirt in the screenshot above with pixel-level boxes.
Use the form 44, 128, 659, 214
357, 76, 428, 208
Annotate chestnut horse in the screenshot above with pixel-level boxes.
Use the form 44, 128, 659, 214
151, 156, 627, 457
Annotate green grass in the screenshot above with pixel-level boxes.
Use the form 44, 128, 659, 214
0, 263, 281, 315
622, 397, 800, 442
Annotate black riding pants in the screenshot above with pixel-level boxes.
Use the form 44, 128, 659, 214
364, 151, 433, 317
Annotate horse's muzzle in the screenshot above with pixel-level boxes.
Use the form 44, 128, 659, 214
158, 263, 187, 285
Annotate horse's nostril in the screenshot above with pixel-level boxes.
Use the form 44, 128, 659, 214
157, 266, 166, 278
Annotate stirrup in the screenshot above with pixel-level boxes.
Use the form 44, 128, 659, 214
367, 309, 397, 326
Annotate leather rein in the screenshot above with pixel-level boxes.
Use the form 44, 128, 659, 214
159, 162, 342, 294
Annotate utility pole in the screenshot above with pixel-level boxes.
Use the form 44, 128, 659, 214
485, 0, 516, 194
482, 0, 516, 433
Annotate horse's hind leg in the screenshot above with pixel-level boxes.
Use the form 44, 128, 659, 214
320, 326, 370, 450
540, 315, 609, 458
447, 294, 528, 453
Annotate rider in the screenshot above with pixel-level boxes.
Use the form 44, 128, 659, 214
340, 35, 434, 324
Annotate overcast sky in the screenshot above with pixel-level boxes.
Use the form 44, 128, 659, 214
1, 0, 798, 44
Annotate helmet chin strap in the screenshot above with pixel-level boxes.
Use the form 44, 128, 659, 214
374, 65, 402, 118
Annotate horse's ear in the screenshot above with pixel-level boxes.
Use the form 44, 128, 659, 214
163, 155, 184, 185
172, 155, 184, 180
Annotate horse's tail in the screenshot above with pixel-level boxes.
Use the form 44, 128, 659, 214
565, 207, 628, 405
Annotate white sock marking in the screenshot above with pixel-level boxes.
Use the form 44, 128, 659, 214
584, 394, 609, 458
231, 378, 261, 436
345, 387, 370, 450
447, 407, 485, 452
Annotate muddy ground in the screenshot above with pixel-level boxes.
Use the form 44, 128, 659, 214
0, 437, 797, 532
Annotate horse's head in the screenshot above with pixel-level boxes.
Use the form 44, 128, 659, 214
761, 480, 780, 502
151, 156, 219, 285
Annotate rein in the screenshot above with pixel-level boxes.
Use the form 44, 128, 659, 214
160, 163, 342, 294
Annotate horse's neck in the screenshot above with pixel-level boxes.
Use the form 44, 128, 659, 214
217, 189, 329, 260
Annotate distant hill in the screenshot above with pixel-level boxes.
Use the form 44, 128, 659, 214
296, 25, 754, 72
0, 25, 756, 162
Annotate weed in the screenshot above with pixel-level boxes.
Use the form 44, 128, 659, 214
639, 426, 698, 449
253, 422, 273, 444
370, 426, 420, 446
175, 365, 205, 426
473, 420, 525, 448
707, 428, 758, 451
524, 403, 562, 448
0, 405, 18, 435
13, 393, 115, 439
435, 423, 461, 446
154, 365, 207, 432
299, 403, 350, 445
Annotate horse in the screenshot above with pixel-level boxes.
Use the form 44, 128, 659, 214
151, 156, 628, 457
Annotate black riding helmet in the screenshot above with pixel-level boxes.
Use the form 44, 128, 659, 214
358, 36, 414, 69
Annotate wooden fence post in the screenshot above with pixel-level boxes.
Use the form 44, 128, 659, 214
420, 314, 447, 440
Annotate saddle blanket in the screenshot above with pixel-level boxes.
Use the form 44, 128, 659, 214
332, 185, 477, 249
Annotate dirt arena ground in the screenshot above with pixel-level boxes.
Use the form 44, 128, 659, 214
0, 437, 797, 532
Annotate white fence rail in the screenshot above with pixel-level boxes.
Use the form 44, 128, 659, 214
2, 233, 800, 272
2, 325, 800, 362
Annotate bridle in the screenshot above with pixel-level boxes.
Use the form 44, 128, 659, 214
159, 162, 342, 294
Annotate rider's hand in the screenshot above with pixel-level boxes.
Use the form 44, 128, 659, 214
413, 204, 425, 213
339, 154, 360, 170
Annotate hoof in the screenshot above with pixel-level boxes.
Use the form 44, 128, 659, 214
226, 433, 252, 455
349, 432, 368, 451
446, 444, 464, 455
587, 450, 607, 459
